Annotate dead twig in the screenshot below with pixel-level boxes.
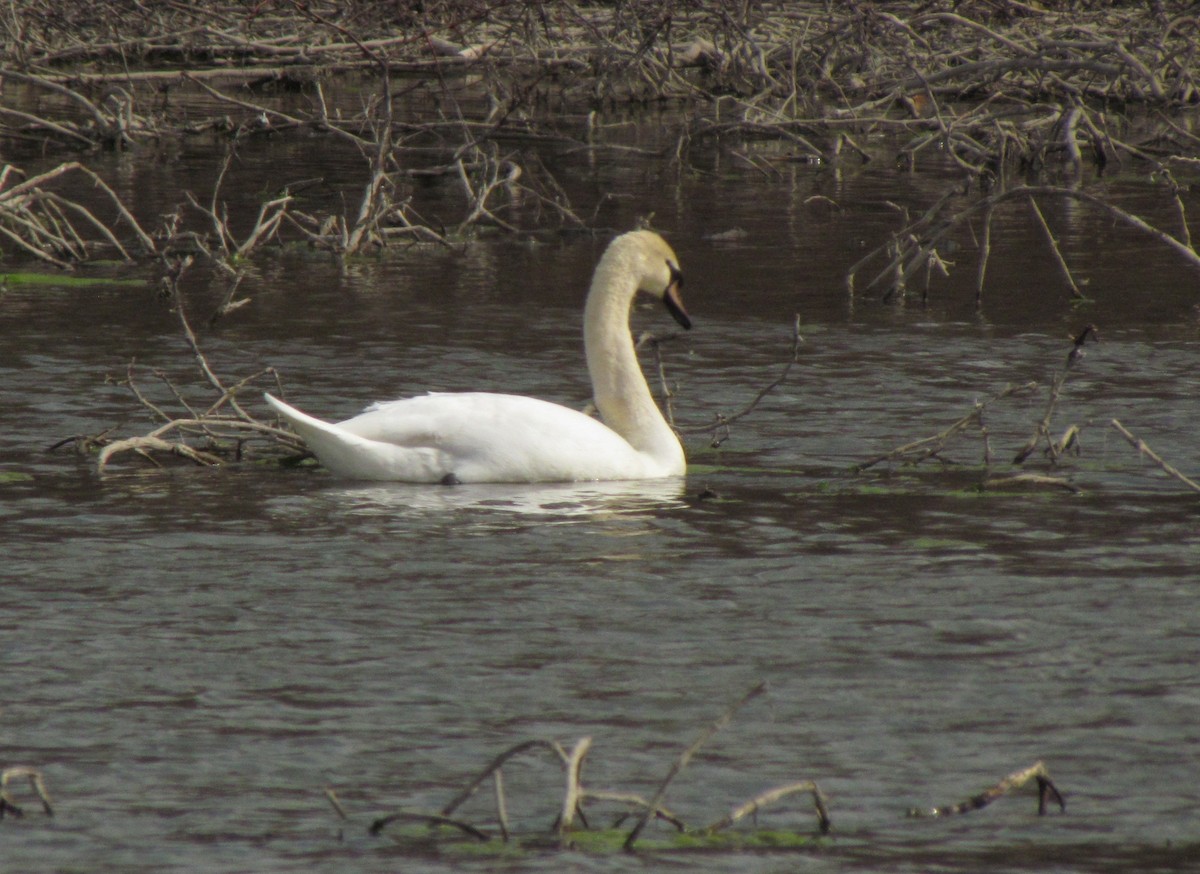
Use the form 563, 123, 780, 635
0, 162, 156, 264
623, 681, 767, 851
582, 790, 687, 832
907, 761, 1065, 818
369, 810, 491, 841
704, 780, 831, 835
0, 767, 54, 818
1013, 325, 1098, 465
1110, 419, 1200, 494
91, 264, 301, 472
440, 739, 568, 819
854, 185, 1200, 307
559, 737, 592, 835
1026, 195, 1084, 299
677, 315, 804, 446
857, 381, 1038, 471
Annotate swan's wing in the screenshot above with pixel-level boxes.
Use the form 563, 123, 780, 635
338, 392, 663, 482
265, 393, 447, 481
266, 392, 668, 482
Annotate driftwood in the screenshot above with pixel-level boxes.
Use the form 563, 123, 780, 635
1110, 419, 1200, 493
856, 381, 1040, 472
908, 761, 1066, 819
331, 683, 1067, 856
362, 682, 833, 851
88, 260, 302, 472
1013, 324, 1098, 465
0, 767, 54, 818
854, 324, 1134, 491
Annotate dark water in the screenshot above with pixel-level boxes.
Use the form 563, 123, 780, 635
2, 111, 1199, 873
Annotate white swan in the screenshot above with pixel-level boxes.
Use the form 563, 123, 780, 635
264, 230, 691, 482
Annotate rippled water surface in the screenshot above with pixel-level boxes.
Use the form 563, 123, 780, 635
3, 113, 1199, 873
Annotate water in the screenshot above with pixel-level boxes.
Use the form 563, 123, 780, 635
2, 111, 1199, 872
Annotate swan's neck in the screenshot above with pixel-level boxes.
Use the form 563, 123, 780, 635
583, 254, 684, 472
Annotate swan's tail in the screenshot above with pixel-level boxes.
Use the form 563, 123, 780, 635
264, 393, 382, 477
265, 393, 332, 443
265, 394, 447, 481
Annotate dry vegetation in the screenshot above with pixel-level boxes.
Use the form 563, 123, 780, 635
7, 0, 1200, 274
3, 1, 1199, 477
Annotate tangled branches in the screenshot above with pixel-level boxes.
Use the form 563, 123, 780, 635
81, 255, 302, 473
326, 683, 1062, 855
4, 3, 1197, 295
0, 162, 154, 266
848, 183, 1200, 307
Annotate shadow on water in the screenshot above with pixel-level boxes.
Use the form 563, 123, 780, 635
3, 105, 1199, 872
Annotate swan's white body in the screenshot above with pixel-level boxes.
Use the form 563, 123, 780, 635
264, 230, 690, 483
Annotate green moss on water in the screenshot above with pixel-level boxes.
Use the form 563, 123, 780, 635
0, 271, 147, 289
686, 462, 814, 477
380, 825, 826, 857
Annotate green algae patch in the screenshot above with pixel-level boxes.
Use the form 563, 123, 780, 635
379, 826, 827, 858
565, 827, 824, 853
0, 271, 147, 289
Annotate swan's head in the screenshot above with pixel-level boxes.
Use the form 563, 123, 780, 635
621, 230, 691, 330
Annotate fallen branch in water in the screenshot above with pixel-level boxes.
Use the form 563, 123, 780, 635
439, 737, 568, 843
83, 257, 302, 472
856, 381, 1039, 472
332, 688, 1073, 857
1013, 325, 1098, 465
1110, 419, 1200, 494
677, 315, 804, 447
0, 68, 152, 148
704, 780, 830, 836
0, 767, 54, 818
850, 186, 1200, 308
345, 681, 832, 853
624, 681, 768, 851
0, 162, 156, 266
981, 472, 1081, 494
907, 761, 1065, 818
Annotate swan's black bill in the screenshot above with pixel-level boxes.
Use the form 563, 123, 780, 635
663, 264, 691, 330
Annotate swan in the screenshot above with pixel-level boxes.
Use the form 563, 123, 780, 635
263, 229, 691, 482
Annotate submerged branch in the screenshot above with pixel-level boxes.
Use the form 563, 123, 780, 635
704, 780, 831, 836
677, 315, 804, 446
907, 761, 1066, 818
624, 681, 767, 851
1110, 419, 1200, 494
0, 767, 54, 818
857, 381, 1039, 472
440, 739, 567, 818
1013, 325, 1098, 465
369, 809, 491, 841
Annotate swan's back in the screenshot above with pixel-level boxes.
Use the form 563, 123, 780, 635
267, 392, 680, 483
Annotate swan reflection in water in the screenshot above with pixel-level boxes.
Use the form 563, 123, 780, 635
318, 477, 690, 523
